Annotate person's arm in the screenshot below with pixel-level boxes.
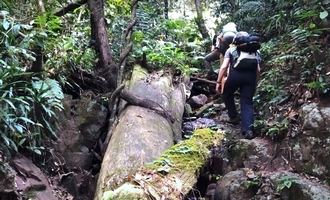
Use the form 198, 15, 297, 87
215, 33, 223, 49
211, 35, 217, 51
215, 57, 230, 93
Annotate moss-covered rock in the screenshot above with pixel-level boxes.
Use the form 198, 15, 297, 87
102, 183, 147, 200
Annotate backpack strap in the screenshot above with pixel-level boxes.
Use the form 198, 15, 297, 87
229, 47, 240, 65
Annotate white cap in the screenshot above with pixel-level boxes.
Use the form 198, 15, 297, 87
223, 22, 237, 33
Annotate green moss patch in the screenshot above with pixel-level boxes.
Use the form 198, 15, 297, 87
148, 128, 224, 174
129, 65, 148, 84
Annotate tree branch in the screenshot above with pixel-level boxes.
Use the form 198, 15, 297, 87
101, 83, 126, 155
120, 90, 175, 123
54, 0, 88, 17
191, 77, 217, 85
118, 42, 133, 67
117, 0, 139, 85
124, 18, 137, 38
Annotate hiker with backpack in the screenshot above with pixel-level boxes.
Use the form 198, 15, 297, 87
204, 22, 237, 76
215, 31, 261, 139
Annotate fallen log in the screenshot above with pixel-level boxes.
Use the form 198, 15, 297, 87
101, 128, 224, 200
195, 100, 215, 117
94, 65, 187, 200
191, 76, 217, 85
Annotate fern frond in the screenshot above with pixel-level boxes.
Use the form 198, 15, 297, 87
32, 78, 64, 100
290, 28, 309, 45
269, 54, 306, 65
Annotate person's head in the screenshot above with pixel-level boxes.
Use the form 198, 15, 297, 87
223, 22, 237, 33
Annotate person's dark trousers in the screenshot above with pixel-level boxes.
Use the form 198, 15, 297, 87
204, 49, 220, 72
223, 69, 257, 132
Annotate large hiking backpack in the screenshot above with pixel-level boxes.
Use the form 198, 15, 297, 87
229, 34, 261, 70
230, 48, 260, 71
233, 34, 261, 53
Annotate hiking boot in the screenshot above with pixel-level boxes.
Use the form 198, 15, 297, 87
242, 130, 255, 139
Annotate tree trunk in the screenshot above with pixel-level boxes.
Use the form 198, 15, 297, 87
29, 0, 89, 73
30, 46, 43, 72
87, 0, 118, 91
164, 0, 169, 19
37, 0, 45, 13
29, 0, 47, 73
194, 0, 209, 40
94, 65, 187, 200
97, 128, 224, 200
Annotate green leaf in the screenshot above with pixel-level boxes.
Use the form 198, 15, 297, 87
18, 138, 26, 146
284, 180, 292, 188
309, 23, 316, 29
320, 11, 328, 19
19, 117, 35, 124
157, 165, 171, 173
12, 24, 21, 35
33, 149, 42, 155
2, 19, 10, 30
175, 146, 192, 154
2, 99, 16, 110
14, 124, 24, 133
42, 116, 56, 138
1, 134, 10, 146
10, 140, 18, 152
0, 11, 9, 16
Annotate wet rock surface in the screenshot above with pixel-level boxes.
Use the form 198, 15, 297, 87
0, 161, 15, 194
270, 171, 330, 200
212, 169, 330, 200
0, 154, 58, 200
213, 170, 254, 200
183, 117, 217, 134
48, 93, 106, 199
188, 94, 208, 109
56, 93, 107, 158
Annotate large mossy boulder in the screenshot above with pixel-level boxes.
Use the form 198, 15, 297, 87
291, 103, 330, 180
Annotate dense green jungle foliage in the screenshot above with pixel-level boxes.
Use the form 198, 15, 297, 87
0, 0, 329, 156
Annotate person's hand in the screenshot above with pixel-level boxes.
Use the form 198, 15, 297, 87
216, 82, 221, 94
